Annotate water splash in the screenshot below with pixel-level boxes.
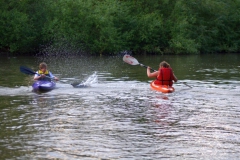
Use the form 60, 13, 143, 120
71, 72, 98, 88
82, 71, 98, 85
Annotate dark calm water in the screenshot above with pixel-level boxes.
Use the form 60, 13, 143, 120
0, 54, 240, 159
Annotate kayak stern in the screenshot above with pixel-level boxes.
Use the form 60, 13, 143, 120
150, 80, 175, 93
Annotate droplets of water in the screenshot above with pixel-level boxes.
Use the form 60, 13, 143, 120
81, 71, 98, 86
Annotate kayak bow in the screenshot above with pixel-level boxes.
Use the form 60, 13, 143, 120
32, 81, 56, 92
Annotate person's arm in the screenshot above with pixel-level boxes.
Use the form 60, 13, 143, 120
147, 67, 158, 78
172, 73, 178, 82
49, 72, 59, 81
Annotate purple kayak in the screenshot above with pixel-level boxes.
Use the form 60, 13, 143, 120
32, 81, 56, 92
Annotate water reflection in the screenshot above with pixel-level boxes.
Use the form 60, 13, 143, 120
0, 54, 240, 159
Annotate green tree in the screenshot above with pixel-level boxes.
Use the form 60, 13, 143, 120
1, 0, 240, 54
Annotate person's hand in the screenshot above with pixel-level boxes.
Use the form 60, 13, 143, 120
37, 74, 45, 79
54, 77, 59, 81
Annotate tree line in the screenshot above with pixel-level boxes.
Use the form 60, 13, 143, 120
1, 0, 240, 55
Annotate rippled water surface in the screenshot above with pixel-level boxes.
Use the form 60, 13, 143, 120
0, 54, 240, 159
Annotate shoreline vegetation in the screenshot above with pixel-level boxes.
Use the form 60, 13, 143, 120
1, 0, 240, 56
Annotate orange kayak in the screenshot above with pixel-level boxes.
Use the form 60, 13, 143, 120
150, 80, 175, 93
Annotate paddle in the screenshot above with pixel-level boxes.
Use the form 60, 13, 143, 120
181, 82, 192, 88
20, 66, 53, 79
122, 55, 192, 88
123, 54, 156, 72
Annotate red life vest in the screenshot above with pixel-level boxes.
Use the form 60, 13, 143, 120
154, 68, 174, 86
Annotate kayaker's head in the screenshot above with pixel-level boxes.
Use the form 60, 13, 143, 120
39, 62, 47, 72
159, 61, 170, 68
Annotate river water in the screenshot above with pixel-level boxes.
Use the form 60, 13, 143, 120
0, 54, 240, 159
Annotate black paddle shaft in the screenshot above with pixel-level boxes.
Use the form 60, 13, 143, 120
139, 63, 157, 72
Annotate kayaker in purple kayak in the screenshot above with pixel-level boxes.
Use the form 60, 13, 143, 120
34, 62, 59, 81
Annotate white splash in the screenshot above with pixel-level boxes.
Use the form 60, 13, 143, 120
82, 71, 98, 86
71, 72, 98, 88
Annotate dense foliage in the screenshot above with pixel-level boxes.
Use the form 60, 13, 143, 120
1, 0, 240, 55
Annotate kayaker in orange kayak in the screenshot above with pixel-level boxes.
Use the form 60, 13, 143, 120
147, 61, 177, 87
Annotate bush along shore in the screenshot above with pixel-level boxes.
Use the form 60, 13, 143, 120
1, 0, 240, 55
